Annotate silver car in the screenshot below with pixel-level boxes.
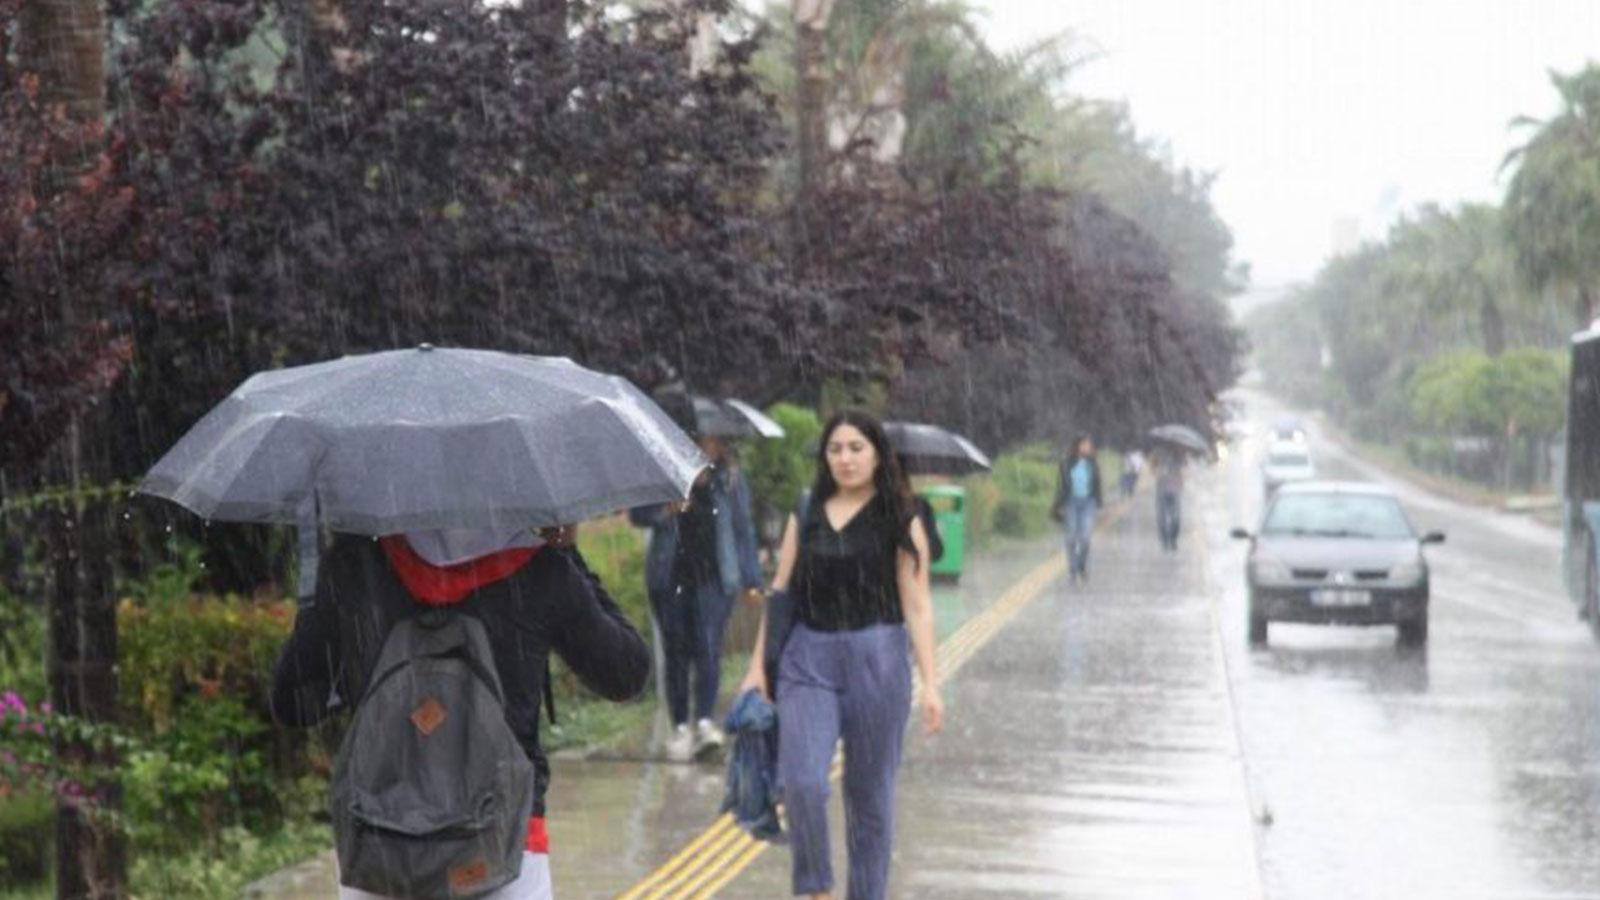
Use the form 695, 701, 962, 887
1232, 482, 1445, 646
1260, 441, 1315, 496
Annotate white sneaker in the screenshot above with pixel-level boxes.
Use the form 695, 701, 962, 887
666, 723, 694, 762
694, 718, 725, 756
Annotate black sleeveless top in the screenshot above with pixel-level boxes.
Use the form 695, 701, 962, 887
793, 492, 905, 632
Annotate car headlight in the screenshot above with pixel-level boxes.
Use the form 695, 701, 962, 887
1250, 557, 1292, 585
1389, 561, 1424, 586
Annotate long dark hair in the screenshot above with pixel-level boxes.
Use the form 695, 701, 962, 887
810, 410, 920, 567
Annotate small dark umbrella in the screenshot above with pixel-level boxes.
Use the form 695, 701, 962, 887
690, 396, 785, 439
1149, 424, 1209, 455
882, 422, 993, 476
140, 345, 707, 534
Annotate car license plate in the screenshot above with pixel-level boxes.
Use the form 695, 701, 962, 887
1311, 589, 1371, 607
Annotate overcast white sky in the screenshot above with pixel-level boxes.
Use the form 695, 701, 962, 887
975, 0, 1600, 298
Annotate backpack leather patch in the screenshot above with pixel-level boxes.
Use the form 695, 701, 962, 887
447, 857, 489, 895
411, 698, 446, 736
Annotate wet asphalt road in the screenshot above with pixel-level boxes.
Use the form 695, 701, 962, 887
1215, 388, 1600, 899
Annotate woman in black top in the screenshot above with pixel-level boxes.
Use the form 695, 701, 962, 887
741, 411, 942, 900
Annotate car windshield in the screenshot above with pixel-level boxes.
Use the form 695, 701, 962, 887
1261, 493, 1413, 539
1267, 452, 1310, 467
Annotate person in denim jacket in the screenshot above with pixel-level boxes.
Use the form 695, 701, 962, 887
631, 435, 764, 760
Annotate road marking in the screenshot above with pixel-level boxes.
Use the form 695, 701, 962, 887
616, 503, 1129, 899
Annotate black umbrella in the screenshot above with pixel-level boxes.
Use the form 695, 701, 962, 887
1149, 424, 1209, 455
691, 396, 786, 439
883, 422, 993, 475
140, 345, 707, 534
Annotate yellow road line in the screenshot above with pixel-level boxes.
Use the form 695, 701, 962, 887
615, 502, 1129, 898
615, 815, 738, 900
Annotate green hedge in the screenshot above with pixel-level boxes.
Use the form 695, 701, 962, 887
0, 789, 52, 887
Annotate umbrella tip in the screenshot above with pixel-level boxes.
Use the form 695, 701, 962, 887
418, 342, 435, 352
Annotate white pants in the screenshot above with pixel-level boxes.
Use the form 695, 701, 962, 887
338, 852, 553, 900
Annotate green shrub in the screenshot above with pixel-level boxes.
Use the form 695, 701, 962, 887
124, 695, 276, 849
959, 476, 1000, 549
575, 516, 648, 635
0, 789, 52, 887
988, 449, 1058, 539
0, 587, 45, 704
117, 594, 292, 733
742, 403, 823, 538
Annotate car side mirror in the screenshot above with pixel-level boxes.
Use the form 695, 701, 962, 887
1421, 531, 1446, 545
1230, 528, 1252, 541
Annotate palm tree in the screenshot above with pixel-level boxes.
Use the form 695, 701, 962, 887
1503, 64, 1600, 327
1385, 203, 1519, 356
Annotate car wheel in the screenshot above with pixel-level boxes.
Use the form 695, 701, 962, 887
1397, 616, 1428, 647
1586, 540, 1600, 642
1248, 594, 1268, 645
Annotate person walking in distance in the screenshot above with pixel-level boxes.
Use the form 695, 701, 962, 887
1051, 436, 1103, 584
1121, 449, 1145, 499
740, 410, 943, 900
1154, 448, 1186, 551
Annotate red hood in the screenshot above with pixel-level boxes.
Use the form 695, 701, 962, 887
380, 536, 539, 605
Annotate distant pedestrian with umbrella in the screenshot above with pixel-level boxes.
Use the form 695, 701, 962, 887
140, 346, 703, 900
631, 390, 770, 762
1051, 435, 1103, 583
1148, 424, 1207, 552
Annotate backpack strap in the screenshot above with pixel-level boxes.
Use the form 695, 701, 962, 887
543, 659, 557, 725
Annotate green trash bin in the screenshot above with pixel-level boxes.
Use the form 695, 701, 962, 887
921, 483, 967, 580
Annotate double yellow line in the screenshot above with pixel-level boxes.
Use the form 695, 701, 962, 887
616, 504, 1125, 899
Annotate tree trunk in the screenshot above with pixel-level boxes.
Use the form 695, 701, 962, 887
1580, 283, 1597, 329
793, 0, 836, 204
17, 0, 104, 122
1479, 296, 1506, 356
17, 2, 125, 896
48, 421, 125, 900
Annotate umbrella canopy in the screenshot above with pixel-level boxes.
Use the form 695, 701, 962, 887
883, 422, 993, 476
1149, 424, 1210, 455
689, 396, 786, 439
140, 345, 707, 534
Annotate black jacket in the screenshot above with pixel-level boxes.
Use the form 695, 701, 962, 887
1052, 454, 1104, 515
270, 535, 650, 815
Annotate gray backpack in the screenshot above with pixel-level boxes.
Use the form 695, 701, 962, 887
331, 609, 536, 899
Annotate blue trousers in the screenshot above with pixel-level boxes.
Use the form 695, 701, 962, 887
1158, 490, 1182, 549
1066, 497, 1097, 576
651, 579, 734, 725
778, 623, 911, 900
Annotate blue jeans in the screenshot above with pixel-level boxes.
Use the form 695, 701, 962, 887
650, 579, 735, 725
778, 623, 911, 900
1066, 497, 1097, 576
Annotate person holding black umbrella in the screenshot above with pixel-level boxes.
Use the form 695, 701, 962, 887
141, 346, 706, 898
1154, 447, 1187, 551
632, 394, 766, 762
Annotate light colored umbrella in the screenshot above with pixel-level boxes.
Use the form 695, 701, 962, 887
141, 345, 707, 534
1149, 424, 1210, 455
